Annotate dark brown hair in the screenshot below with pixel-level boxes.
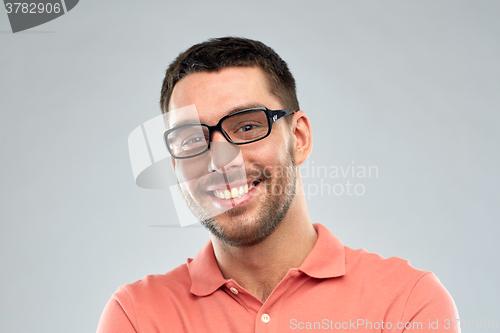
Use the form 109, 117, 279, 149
160, 37, 299, 116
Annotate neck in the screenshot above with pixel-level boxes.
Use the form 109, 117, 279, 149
211, 189, 317, 303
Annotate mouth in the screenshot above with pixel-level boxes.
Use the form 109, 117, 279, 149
211, 180, 261, 200
205, 179, 262, 208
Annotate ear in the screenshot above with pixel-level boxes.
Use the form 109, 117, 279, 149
291, 111, 313, 166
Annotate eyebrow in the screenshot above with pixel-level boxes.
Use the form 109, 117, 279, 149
170, 103, 265, 128
223, 103, 265, 117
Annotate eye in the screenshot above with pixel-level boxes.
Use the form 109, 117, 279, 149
185, 137, 204, 144
180, 136, 206, 150
236, 124, 260, 132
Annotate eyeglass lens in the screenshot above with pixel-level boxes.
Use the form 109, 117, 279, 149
167, 109, 270, 158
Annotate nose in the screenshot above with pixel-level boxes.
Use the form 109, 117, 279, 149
209, 131, 242, 172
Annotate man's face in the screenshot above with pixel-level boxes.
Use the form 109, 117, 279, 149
169, 66, 297, 247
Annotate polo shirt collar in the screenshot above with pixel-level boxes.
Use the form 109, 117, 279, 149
187, 223, 346, 296
297, 223, 346, 279
187, 240, 226, 296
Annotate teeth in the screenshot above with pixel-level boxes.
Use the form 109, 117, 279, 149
214, 182, 257, 200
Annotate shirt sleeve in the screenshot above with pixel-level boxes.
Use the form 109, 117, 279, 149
399, 272, 460, 332
97, 288, 138, 333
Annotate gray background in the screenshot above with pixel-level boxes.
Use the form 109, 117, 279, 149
1, 1, 499, 332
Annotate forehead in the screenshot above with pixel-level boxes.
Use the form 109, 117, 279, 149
168, 66, 282, 126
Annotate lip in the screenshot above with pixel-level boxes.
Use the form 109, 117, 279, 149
206, 179, 262, 209
206, 179, 254, 192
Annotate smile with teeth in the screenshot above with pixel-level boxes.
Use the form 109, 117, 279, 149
213, 181, 259, 200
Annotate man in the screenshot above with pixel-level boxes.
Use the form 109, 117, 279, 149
98, 37, 459, 332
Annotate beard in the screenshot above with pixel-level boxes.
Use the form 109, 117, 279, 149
179, 142, 297, 247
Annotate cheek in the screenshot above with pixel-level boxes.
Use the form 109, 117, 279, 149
244, 149, 287, 178
243, 130, 291, 172
174, 156, 210, 183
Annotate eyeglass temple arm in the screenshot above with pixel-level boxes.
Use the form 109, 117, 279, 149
271, 109, 296, 120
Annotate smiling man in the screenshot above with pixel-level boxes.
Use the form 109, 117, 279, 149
98, 37, 459, 332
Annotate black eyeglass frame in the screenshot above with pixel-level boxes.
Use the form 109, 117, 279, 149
164, 107, 296, 159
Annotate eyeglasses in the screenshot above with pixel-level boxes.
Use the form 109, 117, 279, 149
164, 107, 295, 159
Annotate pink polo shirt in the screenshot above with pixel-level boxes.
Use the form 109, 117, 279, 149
97, 224, 459, 332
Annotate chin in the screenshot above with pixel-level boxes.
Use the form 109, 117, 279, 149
201, 205, 287, 248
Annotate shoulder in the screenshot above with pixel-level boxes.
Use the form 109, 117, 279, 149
114, 263, 194, 322
342, 246, 435, 302
98, 263, 194, 333
115, 263, 192, 304
342, 246, 458, 318
344, 246, 428, 283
